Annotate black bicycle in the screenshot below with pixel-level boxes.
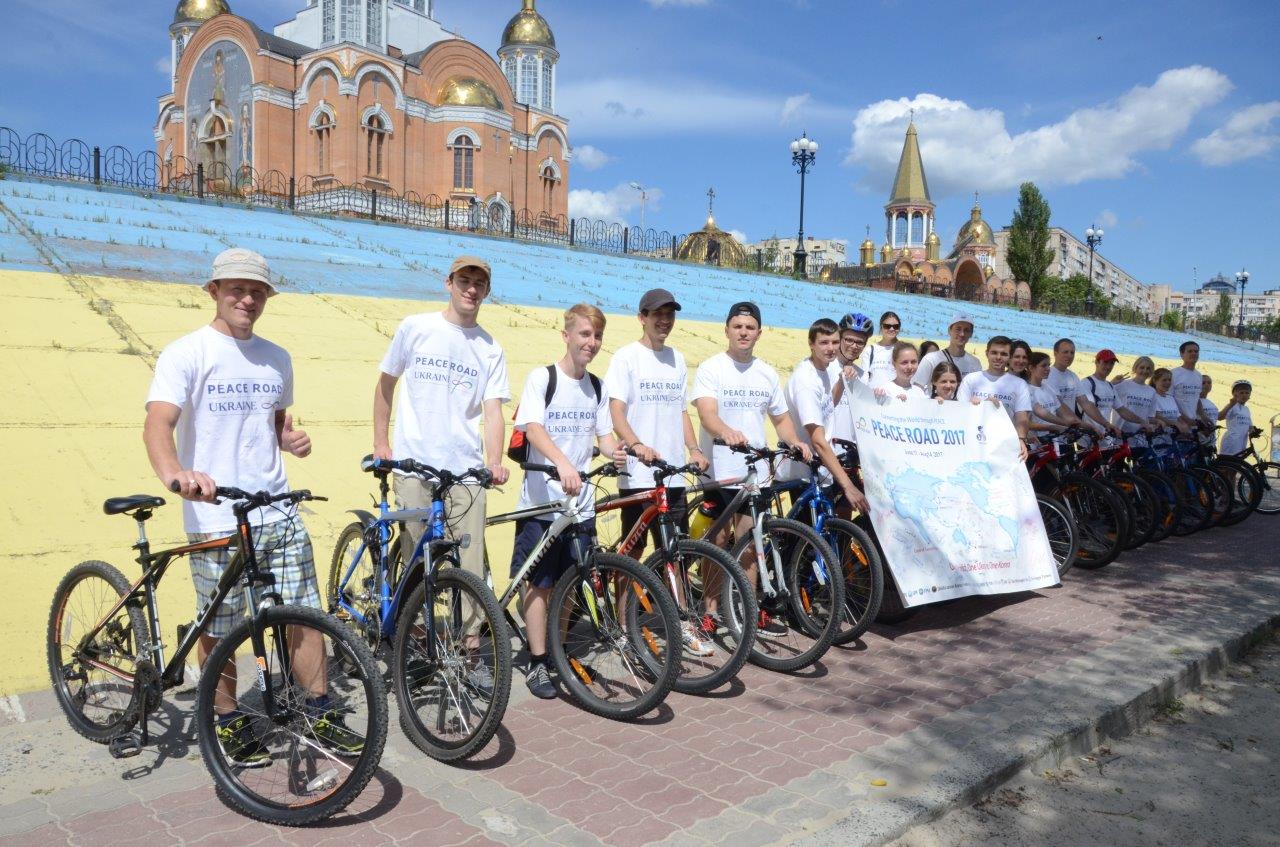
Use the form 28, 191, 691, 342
47, 487, 387, 825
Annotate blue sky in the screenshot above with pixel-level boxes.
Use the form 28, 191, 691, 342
1, 0, 1278, 292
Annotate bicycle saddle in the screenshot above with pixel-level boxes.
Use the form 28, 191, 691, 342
103, 495, 165, 515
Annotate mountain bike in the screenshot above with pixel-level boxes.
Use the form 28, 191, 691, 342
594, 450, 757, 694
485, 461, 681, 720
47, 487, 387, 826
1028, 434, 1127, 568
1233, 426, 1280, 515
1194, 423, 1261, 526
328, 457, 510, 762
1072, 430, 1160, 549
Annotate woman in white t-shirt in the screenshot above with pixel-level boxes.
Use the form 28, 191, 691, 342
1112, 356, 1158, 436
1008, 340, 1032, 381
1151, 368, 1191, 435
858, 310, 900, 386
1025, 352, 1079, 435
874, 342, 927, 403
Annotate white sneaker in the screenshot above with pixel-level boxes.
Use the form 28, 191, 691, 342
681, 623, 715, 657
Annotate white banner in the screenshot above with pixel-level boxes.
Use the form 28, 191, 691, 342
848, 381, 1059, 607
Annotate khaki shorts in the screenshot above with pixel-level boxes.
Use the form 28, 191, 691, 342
393, 475, 488, 579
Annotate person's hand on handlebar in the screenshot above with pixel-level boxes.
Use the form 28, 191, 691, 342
689, 447, 710, 473
786, 441, 813, 463
718, 427, 750, 448
164, 468, 218, 503
629, 443, 659, 465
555, 460, 583, 496
372, 442, 393, 461
487, 461, 509, 486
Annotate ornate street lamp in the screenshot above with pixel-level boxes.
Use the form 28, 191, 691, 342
629, 181, 647, 232
1236, 268, 1250, 337
1085, 224, 1104, 316
790, 132, 817, 277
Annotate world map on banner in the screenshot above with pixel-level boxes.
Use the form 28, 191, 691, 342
847, 380, 1059, 607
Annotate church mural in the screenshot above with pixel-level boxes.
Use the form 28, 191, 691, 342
184, 39, 253, 176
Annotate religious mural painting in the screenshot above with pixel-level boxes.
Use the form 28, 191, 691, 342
185, 39, 253, 180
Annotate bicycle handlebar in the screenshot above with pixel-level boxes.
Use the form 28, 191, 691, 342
359, 454, 494, 488
710, 438, 800, 463
519, 461, 625, 482
167, 481, 327, 508
621, 445, 707, 482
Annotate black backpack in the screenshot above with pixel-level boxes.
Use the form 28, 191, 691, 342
506, 364, 602, 462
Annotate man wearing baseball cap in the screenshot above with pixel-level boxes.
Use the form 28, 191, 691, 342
912, 312, 981, 391
144, 248, 355, 761
373, 255, 509, 692
1079, 349, 1149, 435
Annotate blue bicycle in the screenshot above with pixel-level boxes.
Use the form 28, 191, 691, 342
327, 456, 511, 762
770, 444, 885, 645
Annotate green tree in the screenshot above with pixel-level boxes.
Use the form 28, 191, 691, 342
1158, 310, 1184, 331
1006, 182, 1054, 301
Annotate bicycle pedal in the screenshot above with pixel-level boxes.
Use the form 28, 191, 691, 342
108, 733, 143, 759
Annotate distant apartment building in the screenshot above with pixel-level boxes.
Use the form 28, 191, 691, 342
1160, 273, 1280, 326
745, 236, 847, 273
993, 227, 1156, 318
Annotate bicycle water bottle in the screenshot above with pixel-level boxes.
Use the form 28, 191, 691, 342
689, 500, 717, 539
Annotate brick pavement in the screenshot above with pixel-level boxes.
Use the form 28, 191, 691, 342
2, 517, 1278, 847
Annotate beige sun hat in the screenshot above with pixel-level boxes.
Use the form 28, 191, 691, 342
207, 248, 277, 295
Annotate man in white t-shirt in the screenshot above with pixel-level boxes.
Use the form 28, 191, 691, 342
144, 249, 356, 762
827, 311, 874, 450
511, 304, 623, 698
913, 312, 981, 390
957, 335, 1031, 460
782, 318, 870, 513
374, 255, 510, 587
1045, 338, 1120, 437
1171, 341, 1209, 427
692, 301, 811, 637
604, 288, 708, 559
1080, 349, 1150, 435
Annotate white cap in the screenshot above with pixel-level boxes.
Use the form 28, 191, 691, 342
949, 312, 974, 329
207, 247, 277, 295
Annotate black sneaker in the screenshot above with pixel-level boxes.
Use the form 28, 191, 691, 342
307, 710, 364, 758
216, 714, 271, 768
525, 663, 557, 700
757, 610, 788, 639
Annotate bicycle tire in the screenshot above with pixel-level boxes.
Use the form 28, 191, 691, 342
548, 552, 679, 720
1111, 472, 1158, 549
1169, 469, 1212, 535
640, 539, 756, 695
1194, 466, 1232, 529
391, 566, 511, 762
824, 518, 885, 645
731, 517, 843, 672
1136, 469, 1181, 542
46, 560, 148, 743
1254, 461, 1280, 515
196, 604, 388, 826
1053, 474, 1125, 569
1036, 494, 1078, 578
1211, 457, 1260, 526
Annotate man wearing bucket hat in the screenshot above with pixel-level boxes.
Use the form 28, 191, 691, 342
143, 248, 356, 761
912, 312, 981, 390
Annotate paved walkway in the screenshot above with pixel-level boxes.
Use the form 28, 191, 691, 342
3, 517, 1278, 847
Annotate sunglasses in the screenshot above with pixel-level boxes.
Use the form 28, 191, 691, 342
882, 323, 901, 330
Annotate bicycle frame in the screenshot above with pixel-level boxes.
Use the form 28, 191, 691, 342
486, 496, 595, 616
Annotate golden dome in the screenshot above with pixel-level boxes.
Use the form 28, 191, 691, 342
860, 237, 875, 250
438, 77, 505, 110
676, 216, 748, 267
173, 0, 230, 25
955, 203, 995, 246
501, 0, 556, 50
926, 231, 941, 244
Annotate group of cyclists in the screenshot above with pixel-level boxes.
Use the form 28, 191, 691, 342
52, 247, 1273, 823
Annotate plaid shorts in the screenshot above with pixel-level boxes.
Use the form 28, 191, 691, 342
188, 518, 321, 638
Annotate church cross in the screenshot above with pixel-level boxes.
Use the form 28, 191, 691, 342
707, 186, 715, 217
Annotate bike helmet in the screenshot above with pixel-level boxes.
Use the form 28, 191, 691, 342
839, 311, 874, 334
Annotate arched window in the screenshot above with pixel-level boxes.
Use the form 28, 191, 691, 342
910, 213, 925, 245
541, 165, 556, 212
316, 112, 332, 173
452, 135, 475, 190
364, 114, 387, 177
540, 59, 553, 110
340, 0, 359, 42
366, 0, 383, 47
519, 54, 537, 105
322, 0, 336, 43
202, 115, 229, 174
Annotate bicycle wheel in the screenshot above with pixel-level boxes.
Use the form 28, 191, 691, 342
548, 552, 680, 720
1212, 458, 1260, 526
1111, 472, 1158, 549
1053, 474, 1124, 569
391, 567, 511, 762
1254, 462, 1280, 515
1136, 469, 1181, 542
1036, 494, 1078, 578
327, 522, 382, 644
47, 561, 147, 743
731, 517, 843, 672
640, 539, 756, 695
1169, 470, 1212, 535
1194, 467, 1232, 528
196, 605, 388, 826
824, 518, 885, 645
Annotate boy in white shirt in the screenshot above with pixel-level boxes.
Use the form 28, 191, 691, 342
1045, 338, 1119, 437
957, 335, 1031, 460
512, 304, 623, 698
1218, 379, 1254, 456
913, 312, 981, 390
692, 301, 811, 637
1198, 375, 1219, 447
1079, 349, 1146, 436
828, 311, 874, 448
1171, 341, 1209, 427
144, 249, 357, 761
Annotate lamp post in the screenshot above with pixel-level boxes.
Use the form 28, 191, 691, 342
1084, 224, 1103, 316
1236, 268, 1250, 338
628, 181, 647, 232
790, 132, 818, 277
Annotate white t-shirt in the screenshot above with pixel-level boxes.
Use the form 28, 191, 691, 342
514, 363, 612, 515
379, 312, 509, 474
827, 360, 862, 446
1199, 398, 1220, 446
912, 348, 982, 390
1152, 392, 1181, 424
858, 343, 897, 387
958, 371, 1032, 420
875, 382, 928, 403
1079, 375, 1120, 432
603, 341, 689, 489
1221, 403, 1252, 455
1044, 367, 1083, 414
691, 352, 787, 484
1029, 383, 1061, 428
1170, 367, 1204, 420
1114, 380, 1156, 434
781, 358, 836, 481
146, 326, 293, 534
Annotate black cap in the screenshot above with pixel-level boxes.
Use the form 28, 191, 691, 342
726, 301, 762, 325
639, 288, 681, 313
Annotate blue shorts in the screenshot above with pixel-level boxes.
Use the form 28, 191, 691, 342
510, 517, 594, 589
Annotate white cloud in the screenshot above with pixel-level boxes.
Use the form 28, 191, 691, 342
1191, 102, 1280, 166
572, 144, 613, 171
1096, 209, 1118, 229
846, 66, 1233, 195
155, 56, 170, 75
560, 78, 844, 137
568, 183, 663, 225
727, 229, 748, 244
780, 93, 810, 125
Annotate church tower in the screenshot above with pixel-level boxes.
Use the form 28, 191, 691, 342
498, 0, 559, 112
169, 0, 230, 89
884, 121, 935, 262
